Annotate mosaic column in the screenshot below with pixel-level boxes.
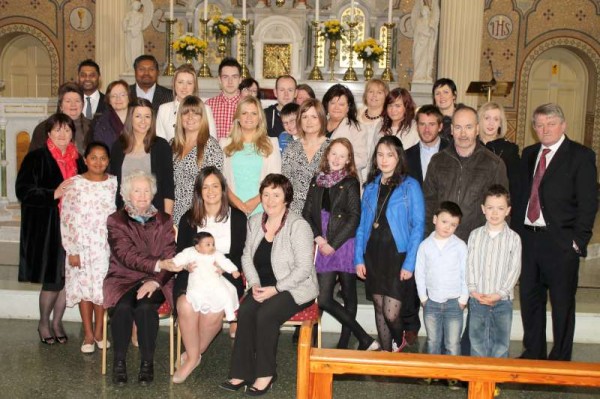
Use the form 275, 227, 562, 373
437, 0, 484, 108
95, 1, 128, 83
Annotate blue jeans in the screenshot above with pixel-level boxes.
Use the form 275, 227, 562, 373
469, 299, 513, 358
423, 298, 464, 356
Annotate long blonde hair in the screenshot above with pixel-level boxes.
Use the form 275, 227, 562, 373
171, 95, 210, 166
223, 96, 273, 157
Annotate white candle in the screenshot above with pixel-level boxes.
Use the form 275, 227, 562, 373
315, 0, 319, 21
387, 0, 392, 24
350, 0, 355, 22
243, 0, 247, 19
170, 0, 174, 19
204, 0, 208, 20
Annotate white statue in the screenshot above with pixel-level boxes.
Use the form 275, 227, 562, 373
411, 0, 439, 83
123, 1, 145, 71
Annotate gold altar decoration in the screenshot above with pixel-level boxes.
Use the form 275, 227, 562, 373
342, 21, 358, 81
328, 40, 338, 81
308, 21, 324, 81
381, 22, 396, 82
163, 18, 176, 76
263, 44, 292, 79
198, 18, 212, 77
239, 19, 251, 79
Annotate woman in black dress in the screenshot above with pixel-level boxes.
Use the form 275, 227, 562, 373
354, 136, 425, 352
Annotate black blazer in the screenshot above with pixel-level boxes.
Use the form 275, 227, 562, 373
484, 138, 521, 203
513, 136, 598, 256
173, 206, 247, 300
129, 84, 174, 112
94, 92, 107, 118
109, 136, 175, 213
405, 138, 449, 185
302, 175, 361, 249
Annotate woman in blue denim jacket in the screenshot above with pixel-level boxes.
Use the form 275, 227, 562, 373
355, 135, 425, 352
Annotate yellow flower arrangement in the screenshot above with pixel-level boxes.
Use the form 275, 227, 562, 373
209, 15, 240, 39
321, 19, 345, 41
172, 33, 208, 59
353, 38, 385, 62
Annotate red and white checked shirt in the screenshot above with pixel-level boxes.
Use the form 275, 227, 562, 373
205, 92, 241, 139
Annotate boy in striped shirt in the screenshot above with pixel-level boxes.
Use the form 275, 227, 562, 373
467, 184, 521, 359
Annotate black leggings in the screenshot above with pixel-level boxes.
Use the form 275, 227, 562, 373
317, 272, 373, 349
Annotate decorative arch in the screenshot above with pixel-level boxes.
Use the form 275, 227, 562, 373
0, 24, 59, 96
516, 37, 600, 158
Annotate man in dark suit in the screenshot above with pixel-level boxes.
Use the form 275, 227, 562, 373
514, 103, 597, 361
78, 59, 106, 119
129, 54, 173, 112
406, 104, 449, 185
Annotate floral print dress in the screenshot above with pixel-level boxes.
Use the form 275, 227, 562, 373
61, 175, 117, 307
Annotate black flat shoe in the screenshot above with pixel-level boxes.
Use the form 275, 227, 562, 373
219, 379, 247, 392
38, 329, 55, 345
246, 374, 277, 397
138, 360, 154, 386
55, 335, 68, 344
112, 360, 127, 386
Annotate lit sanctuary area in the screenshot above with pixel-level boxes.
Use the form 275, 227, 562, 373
1, 0, 600, 398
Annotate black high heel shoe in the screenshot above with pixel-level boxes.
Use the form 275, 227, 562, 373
246, 374, 277, 397
37, 329, 56, 345
219, 379, 247, 392
55, 335, 68, 344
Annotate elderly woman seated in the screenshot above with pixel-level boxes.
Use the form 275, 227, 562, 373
103, 170, 181, 386
220, 174, 318, 395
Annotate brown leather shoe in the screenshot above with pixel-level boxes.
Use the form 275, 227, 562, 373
404, 330, 418, 346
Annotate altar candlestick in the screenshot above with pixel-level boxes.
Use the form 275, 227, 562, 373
350, 0, 355, 22
388, 0, 392, 24
315, 0, 319, 21
243, 0, 247, 19
204, 1, 208, 20
170, 0, 174, 19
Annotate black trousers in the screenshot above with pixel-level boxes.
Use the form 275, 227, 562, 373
229, 291, 311, 380
519, 229, 580, 361
400, 276, 421, 333
110, 284, 165, 363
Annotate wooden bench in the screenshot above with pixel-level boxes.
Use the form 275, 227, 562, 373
296, 321, 600, 399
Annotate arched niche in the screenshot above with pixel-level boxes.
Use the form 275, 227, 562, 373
0, 24, 59, 96
252, 16, 303, 80
516, 37, 600, 168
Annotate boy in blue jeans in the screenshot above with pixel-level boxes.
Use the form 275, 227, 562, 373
467, 184, 521, 360
415, 201, 467, 390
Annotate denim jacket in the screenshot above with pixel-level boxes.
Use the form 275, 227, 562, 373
354, 174, 425, 272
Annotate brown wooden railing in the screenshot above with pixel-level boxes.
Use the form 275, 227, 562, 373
296, 321, 600, 399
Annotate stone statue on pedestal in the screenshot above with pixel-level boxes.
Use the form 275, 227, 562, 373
123, 1, 145, 71
411, 0, 439, 83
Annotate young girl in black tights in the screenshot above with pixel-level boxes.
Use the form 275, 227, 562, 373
303, 138, 379, 350
354, 135, 425, 352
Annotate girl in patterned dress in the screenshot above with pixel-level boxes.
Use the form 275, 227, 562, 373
61, 141, 117, 353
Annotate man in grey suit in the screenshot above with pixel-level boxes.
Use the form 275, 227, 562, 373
514, 103, 597, 361
129, 55, 173, 112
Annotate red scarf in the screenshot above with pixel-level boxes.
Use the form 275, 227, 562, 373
47, 138, 79, 211
47, 138, 79, 179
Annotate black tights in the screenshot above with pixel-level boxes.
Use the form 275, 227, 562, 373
318, 272, 373, 349
38, 289, 66, 338
372, 294, 403, 352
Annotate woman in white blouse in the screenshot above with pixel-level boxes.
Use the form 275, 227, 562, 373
156, 64, 217, 141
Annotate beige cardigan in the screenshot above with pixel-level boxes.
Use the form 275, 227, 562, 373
242, 211, 319, 305
220, 136, 282, 192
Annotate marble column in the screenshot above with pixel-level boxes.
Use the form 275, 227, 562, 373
95, 1, 129, 84
437, 0, 484, 108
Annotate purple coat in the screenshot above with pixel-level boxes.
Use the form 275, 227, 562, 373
103, 209, 176, 309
